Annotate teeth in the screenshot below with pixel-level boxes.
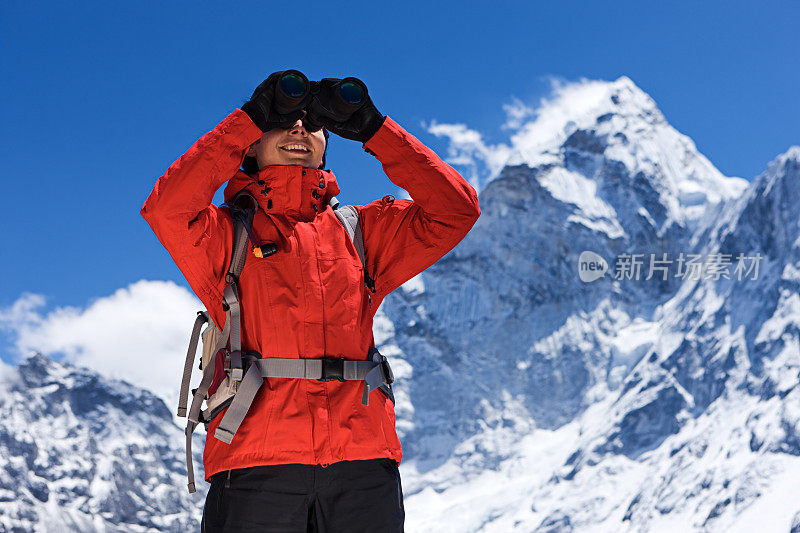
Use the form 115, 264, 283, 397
282, 144, 309, 152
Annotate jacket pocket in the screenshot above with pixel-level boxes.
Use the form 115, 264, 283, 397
317, 255, 365, 332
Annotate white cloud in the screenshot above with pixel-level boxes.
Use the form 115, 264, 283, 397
0, 280, 203, 410
506, 76, 616, 160
500, 96, 536, 131
424, 120, 513, 190
0, 293, 47, 332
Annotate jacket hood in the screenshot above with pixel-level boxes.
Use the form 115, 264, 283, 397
224, 165, 341, 222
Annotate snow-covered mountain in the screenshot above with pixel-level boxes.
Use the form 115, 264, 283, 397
386, 78, 800, 531
0, 354, 203, 532
381, 76, 752, 471
2, 76, 798, 532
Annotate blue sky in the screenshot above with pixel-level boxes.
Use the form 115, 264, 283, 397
1, 1, 798, 359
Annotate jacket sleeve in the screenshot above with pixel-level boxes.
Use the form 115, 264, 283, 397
140, 109, 264, 328
358, 116, 481, 304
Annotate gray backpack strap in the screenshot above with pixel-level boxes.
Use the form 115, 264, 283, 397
222, 191, 258, 382
226, 191, 258, 284
182, 305, 231, 493
177, 312, 209, 417
333, 205, 376, 294
214, 360, 264, 444
180, 191, 257, 493
223, 284, 243, 382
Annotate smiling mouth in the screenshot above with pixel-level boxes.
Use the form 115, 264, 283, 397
280, 144, 311, 154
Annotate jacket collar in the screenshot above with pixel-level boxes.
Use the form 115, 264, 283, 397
224, 165, 341, 222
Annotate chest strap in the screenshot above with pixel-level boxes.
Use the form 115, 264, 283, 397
214, 348, 394, 445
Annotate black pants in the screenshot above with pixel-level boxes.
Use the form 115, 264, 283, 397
201, 459, 405, 532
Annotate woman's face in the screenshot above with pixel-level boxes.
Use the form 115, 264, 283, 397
247, 119, 326, 170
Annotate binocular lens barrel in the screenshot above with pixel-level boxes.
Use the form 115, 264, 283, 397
325, 77, 367, 118
274, 70, 310, 114
279, 72, 308, 98
338, 81, 365, 105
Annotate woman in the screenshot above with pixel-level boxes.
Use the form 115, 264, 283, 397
141, 70, 480, 532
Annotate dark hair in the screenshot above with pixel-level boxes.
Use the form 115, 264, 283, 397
242, 128, 329, 175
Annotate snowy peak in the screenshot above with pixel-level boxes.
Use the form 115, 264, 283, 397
430, 76, 748, 237
761, 145, 800, 193
710, 145, 800, 264
506, 75, 665, 163
519, 77, 747, 233
13, 352, 171, 422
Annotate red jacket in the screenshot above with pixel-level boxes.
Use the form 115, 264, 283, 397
141, 109, 480, 481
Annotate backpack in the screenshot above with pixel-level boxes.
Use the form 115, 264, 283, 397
176, 191, 395, 493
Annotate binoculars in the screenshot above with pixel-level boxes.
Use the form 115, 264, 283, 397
272, 70, 369, 131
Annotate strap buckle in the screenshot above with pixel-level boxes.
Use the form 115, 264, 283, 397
319, 358, 345, 382
220, 349, 242, 381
